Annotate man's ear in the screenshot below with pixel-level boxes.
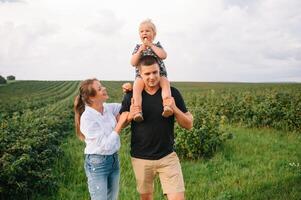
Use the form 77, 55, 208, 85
138, 65, 143, 74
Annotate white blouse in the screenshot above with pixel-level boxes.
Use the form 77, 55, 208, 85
80, 103, 121, 155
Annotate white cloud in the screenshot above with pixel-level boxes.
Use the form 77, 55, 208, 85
0, 0, 300, 82
86, 9, 124, 36
0, 0, 23, 3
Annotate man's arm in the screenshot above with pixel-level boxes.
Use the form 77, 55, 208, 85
173, 105, 193, 130
164, 89, 193, 130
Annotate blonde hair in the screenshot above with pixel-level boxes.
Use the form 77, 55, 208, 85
139, 19, 157, 35
74, 78, 98, 140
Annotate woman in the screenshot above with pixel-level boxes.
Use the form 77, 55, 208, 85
74, 78, 128, 200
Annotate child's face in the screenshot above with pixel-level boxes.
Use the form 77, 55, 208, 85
139, 24, 155, 43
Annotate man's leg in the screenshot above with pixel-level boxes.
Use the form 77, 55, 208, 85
157, 152, 185, 200
131, 157, 156, 200
140, 193, 153, 200
166, 192, 185, 200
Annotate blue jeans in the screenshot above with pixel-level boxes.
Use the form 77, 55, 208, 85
84, 153, 120, 200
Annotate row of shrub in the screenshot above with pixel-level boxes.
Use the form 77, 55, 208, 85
184, 87, 301, 132
0, 81, 79, 199
174, 83, 300, 159
0, 81, 76, 119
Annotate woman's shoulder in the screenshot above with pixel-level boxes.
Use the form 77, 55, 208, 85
104, 102, 120, 107
80, 109, 96, 125
104, 103, 121, 111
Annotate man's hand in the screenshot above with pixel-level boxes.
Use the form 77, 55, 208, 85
163, 97, 193, 130
163, 97, 176, 110
128, 98, 140, 122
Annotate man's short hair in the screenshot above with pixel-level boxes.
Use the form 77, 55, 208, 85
138, 55, 158, 67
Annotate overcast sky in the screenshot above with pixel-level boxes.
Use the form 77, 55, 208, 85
0, 0, 300, 82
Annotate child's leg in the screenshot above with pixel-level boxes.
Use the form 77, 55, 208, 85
160, 76, 171, 100
133, 77, 144, 122
160, 76, 173, 117
133, 77, 144, 107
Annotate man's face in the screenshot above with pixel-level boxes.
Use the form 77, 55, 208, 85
140, 63, 160, 88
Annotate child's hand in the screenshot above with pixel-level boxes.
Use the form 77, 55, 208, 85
138, 44, 147, 52
143, 38, 152, 47
122, 82, 132, 93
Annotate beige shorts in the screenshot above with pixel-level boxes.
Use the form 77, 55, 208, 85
131, 152, 185, 194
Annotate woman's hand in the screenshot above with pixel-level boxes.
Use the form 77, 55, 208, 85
122, 82, 132, 93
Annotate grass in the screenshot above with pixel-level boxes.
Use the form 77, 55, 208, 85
182, 126, 301, 200
34, 126, 301, 200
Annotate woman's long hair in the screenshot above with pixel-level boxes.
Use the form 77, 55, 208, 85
74, 78, 98, 140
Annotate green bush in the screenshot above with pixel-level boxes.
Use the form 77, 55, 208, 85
182, 86, 301, 132
6, 75, 15, 80
175, 108, 230, 159
0, 75, 6, 84
0, 81, 78, 199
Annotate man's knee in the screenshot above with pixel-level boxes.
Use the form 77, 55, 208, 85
167, 192, 185, 200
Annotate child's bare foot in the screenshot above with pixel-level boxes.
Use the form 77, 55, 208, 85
162, 105, 173, 117
133, 112, 144, 122
133, 105, 144, 122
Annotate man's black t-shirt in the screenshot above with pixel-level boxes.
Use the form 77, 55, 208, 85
120, 87, 187, 160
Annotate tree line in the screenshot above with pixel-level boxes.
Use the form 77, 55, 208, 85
0, 75, 16, 84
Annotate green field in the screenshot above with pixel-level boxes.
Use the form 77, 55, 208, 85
1, 81, 300, 200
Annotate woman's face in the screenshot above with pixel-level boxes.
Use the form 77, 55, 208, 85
91, 80, 109, 103
139, 24, 155, 42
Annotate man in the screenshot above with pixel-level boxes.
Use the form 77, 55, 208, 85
120, 55, 193, 200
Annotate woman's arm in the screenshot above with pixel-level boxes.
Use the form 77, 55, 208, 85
114, 112, 129, 133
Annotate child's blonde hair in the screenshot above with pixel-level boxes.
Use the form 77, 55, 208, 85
139, 19, 157, 34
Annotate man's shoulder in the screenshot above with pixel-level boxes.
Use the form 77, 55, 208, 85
123, 91, 133, 101
170, 86, 181, 96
